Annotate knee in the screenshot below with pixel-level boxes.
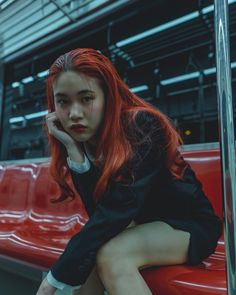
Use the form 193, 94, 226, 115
96, 241, 131, 280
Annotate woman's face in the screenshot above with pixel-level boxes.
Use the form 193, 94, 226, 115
53, 71, 105, 145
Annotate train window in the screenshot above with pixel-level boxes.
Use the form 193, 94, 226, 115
1, 79, 50, 160
177, 121, 201, 144
0, 0, 235, 160
205, 120, 219, 142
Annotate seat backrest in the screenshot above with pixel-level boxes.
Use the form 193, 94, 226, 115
0, 164, 35, 224
27, 162, 88, 225
0, 148, 223, 224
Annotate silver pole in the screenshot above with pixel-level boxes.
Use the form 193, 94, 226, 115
214, 1, 236, 294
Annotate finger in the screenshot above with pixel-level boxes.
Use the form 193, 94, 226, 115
45, 112, 58, 121
46, 119, 69, 143
46, 118, 59, 135
46, 116, 58, 125
45, 113, 57, 120
46, 115, 60, 131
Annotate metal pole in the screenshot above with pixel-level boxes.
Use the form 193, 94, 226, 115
214, 1, 236, 294
0, 34, 5, 160
198, 71, 205, 143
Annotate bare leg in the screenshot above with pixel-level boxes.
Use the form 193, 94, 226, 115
72, 221, 136, 295
96, 221, 190, 295
72, 266, 105, 295
99, 265, 152, 295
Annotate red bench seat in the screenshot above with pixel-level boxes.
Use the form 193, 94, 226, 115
0, 148, 226, 294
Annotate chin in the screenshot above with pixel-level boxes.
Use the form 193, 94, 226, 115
72, 135, 91, 143
73, 138, 88, 143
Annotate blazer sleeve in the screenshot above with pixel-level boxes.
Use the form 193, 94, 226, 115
50, 112, 166, 286
69, 161, 99, 217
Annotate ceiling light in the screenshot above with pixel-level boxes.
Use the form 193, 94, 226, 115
22, 76, 34, 84
161, 72, 200, 86
116, 0, 236, 48
11, 82, 20, 88
116, 11, 198, 47
9, 116, 25, 123
161, 61, 236, 85
37, 70, 49, 78
130, 85, 149, 93
25, 110, 48, 120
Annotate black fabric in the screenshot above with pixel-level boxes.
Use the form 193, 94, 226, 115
69, 164, 98, 217
50, 111, 223, 286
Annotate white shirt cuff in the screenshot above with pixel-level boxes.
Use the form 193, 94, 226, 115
46, 271, 81, 290
67, 154, 91, 173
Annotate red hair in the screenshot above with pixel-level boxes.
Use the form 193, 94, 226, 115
45, 48, 187, 203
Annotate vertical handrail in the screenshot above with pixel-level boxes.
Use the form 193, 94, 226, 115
214, 1, 236, 294
0, 34, 4, 159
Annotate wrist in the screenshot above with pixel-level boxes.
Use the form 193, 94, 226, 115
66, 145, 84, 163
67, 155, 90, 173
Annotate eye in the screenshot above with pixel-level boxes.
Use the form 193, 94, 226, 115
82, 96, 93, 103
57, 99, 68, 105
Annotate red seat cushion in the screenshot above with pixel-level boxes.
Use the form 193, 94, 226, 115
0, 148, 226, 293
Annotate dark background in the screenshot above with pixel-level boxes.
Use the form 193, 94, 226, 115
1, 0, 235, 160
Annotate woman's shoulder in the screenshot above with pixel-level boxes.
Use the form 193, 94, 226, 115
133, 110, 161, 128
126, 110, 166, 163
129, 110, 165, 144
118, 110, 166, 182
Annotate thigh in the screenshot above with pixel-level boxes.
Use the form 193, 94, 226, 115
105, 221, 191, 269
72, 221, 136, 295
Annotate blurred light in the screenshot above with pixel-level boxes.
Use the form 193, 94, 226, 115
12, 82, 20, 88
203, 67, 216, 75
9, 116, 25, 123
161, 72, 200, 86
9, 110, 49, 124
231, 61, 236, 68
185, 130, 192, 136
116, 12, 198, 47
161, 61, 236, 85
202, 5, 214, 14
25, 110, 48, 120
0, 0, 15, 10
201, 1, 236, 13
203, 61, 236, 75
22, 76, 34, 84
116, 1, 236, 48
130, 85, 149, 93
37, 70, 49, 78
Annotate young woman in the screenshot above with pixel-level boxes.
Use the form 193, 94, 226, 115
36, 48, 222, 295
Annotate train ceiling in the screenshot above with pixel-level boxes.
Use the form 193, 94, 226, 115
1, 0, 235, 91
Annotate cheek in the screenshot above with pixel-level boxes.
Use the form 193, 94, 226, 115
88, 104, 104, 122
89, 106, 103, 124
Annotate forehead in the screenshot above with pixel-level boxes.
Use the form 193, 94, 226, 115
53, 71, 100, 95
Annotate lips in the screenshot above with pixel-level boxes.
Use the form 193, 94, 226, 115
70, 124, 87, 130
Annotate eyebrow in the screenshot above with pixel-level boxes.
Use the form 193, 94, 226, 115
54, 90, 95, 97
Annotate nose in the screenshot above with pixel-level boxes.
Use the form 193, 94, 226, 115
69, 103, 84, 120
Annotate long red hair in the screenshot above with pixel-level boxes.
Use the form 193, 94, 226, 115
45, 48, 187, 203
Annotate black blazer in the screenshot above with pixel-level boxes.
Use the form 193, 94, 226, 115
50, 112, 222, 286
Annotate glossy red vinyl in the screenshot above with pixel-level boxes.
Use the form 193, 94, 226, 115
0, 149, 226, 293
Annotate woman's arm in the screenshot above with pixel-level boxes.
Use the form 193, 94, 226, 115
68, 155, 99, 217
50, 163, 163, 286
